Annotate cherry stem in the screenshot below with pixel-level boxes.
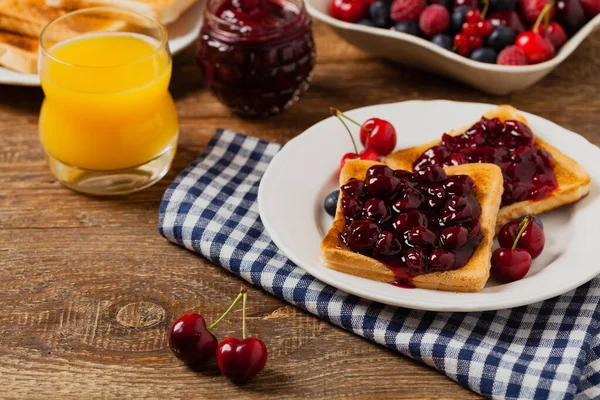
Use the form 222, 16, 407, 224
512, 217, 530, 251
481, 0, 489, 20
330, 107, 371, 133
208, 285, 248, 330
331, 108, 359, 155
242, 291, 248, 340
533, 3, 553, 33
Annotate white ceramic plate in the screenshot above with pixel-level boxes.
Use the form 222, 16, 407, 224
258, 100, 600, 312
0, 1, 204, 87
306, 0, 600, 95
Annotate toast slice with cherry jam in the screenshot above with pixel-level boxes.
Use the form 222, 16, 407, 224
385, 105, 591, 230
320, 160, 503, 292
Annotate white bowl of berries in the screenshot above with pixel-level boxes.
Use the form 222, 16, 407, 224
306, 0, 600, 94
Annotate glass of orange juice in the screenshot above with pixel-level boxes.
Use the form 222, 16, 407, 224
39, 8, 179, 195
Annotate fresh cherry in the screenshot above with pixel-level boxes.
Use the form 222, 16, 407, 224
216, 289, 268, 383
169, 313, 218, 365
515, 3, 556, 64
332, 108, 397, 156
545, 22, 567, 48
217, 337, 268, 383
361, 118, 397, 156
491, 247, 532, 282
330, 0, 369, 22
498, 215, 545, 258
359, 148, 382, 162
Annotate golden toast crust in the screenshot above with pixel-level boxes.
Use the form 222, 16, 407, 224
385, 105, 591, 229
45, 0, 199, 24
320, 160, 504, 292
0, 30, 37, 73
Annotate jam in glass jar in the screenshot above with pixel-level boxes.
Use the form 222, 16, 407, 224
197, 0, 316, 117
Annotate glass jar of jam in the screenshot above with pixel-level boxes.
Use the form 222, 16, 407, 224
197, 0, 316, 117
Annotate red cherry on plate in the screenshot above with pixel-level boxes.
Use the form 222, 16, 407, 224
498, 216, 545, 259
169, 313, 218, 364
330, 0, 368, 22
359, 148, 382, 162
515, 31, 555, 64
340, 152, 358, 169
361, 118, 397, 156
491, 247, 532, 283
217, 337, 268, 382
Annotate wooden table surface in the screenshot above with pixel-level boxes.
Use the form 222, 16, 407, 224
1, 21, 599, 399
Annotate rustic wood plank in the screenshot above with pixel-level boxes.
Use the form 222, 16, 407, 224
0, 19, 599, 399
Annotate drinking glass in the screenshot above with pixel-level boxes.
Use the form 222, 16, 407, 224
39, 8, 179, 195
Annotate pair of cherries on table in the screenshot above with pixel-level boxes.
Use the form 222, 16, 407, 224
169, 287, 268, 383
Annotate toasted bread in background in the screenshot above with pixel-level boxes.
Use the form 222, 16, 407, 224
0, 0, 126, 43
0, 30, 38, 73
45, 0, 199, 24
385, 105, 591, 230
320, 160, 504, 292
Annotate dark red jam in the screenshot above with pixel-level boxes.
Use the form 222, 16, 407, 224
339, 164, 483, 283
412, 117, 558, 206
197, 0, 315, 117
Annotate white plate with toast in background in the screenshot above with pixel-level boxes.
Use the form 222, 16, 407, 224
0, 0, 204, 86
258, 100, 600, 312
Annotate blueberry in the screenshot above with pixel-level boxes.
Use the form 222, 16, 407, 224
392, 21, 421, 36
369, 1, 392, 27
451, 6, 470, 32
357, 18, 378, 27
487, 27, 517, 52
489, 0, 517, 11
470, 47, 498, 63
431, 33, 453, 50
324, 190, 340, 217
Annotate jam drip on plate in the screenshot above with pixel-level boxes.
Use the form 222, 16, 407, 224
339, 164, 483, 285
412, 117, 558, 206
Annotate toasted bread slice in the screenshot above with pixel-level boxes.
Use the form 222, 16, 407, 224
320, 160, 504, 292
0, 30, 37, 73
385, 105, 591, 229
45, 0, 199, 24
0, 0, 126, 43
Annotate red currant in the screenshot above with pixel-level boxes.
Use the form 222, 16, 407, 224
465, 9, 481, 22
462, 21, 477, 35
454, 32, 469, 48
476, 20, 494, 36
468, 35, 483, 49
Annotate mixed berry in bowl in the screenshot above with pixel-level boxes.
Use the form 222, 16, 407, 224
412, 116, 558, 205
197, 0, 316, 117
339, 164, 483, 277
329, 0, 599, 65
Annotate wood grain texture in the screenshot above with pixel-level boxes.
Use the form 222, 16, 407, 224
0, 20, 599, 399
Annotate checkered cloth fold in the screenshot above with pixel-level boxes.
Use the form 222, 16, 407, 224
159, 130, 600, 399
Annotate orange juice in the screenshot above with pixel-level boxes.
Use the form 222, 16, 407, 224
39, 32, 178, 171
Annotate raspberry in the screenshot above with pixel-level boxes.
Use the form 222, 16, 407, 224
391, 0, 427, 22
419, 4, 450, 36
518, 0, 555, 24
580, 0, 600, 17
497, 45, 528, 65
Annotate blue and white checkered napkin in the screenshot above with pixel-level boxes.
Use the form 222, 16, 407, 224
159, 130, 600, 399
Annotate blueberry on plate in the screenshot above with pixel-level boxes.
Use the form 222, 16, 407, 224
451, 6, 471, 32
392, 21, 422, 36
489, 0, 517, 11
357, 18, 378, 27
324, 190, 340, 217
487, 26, 517, 52
431, 33, 453, 50
369, 0, 392, 27
470, 47, 498, 63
